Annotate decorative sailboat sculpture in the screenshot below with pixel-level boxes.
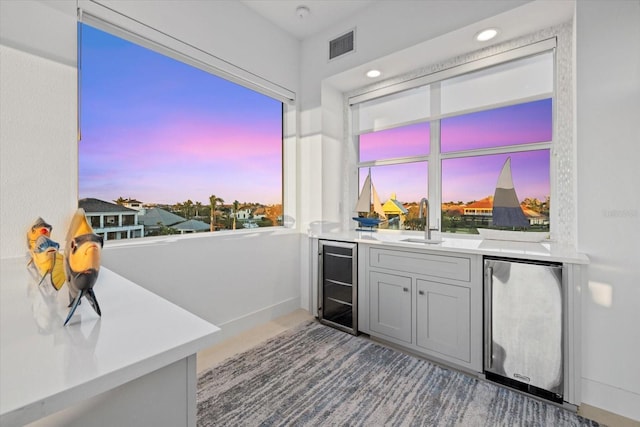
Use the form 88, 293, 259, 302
353, 169, 387, 230
63, 208, 104, 326
26, 218, 66, 290
491, 157, 530, 228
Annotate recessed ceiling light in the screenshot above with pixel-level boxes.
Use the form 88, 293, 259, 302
366, 69, 381, 78
475, 28, 499, 42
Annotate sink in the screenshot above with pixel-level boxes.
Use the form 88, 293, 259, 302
400, 238, 442, 244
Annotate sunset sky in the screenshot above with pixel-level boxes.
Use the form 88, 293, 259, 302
79, 24, 282, 206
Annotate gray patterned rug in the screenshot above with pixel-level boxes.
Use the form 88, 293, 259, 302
197, 321, 600, 426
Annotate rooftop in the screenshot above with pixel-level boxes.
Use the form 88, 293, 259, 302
79, 198, 137, 213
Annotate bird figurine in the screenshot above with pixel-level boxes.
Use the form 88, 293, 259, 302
63, 208, 103, 326
26, 218, 66, 290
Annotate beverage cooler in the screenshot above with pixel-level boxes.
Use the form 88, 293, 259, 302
318, 240, 357, 335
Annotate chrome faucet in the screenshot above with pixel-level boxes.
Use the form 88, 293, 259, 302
418, 197, 432, 240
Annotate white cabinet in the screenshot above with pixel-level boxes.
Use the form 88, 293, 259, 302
360, 245, 482, 372
369, 271, 412, 343
416, 279, 470, 363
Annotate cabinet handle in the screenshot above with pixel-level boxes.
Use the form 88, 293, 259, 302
418, 290, 424, 295
485, 266, 493, 370
403, 287, 409, 292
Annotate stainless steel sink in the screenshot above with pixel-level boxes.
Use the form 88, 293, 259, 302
400, 238, 442, 244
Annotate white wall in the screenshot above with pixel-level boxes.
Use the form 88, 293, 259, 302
576, 0, 640, 421
0, 0, 302, 341
100, 231, 301, 342
0, 0, 78, 259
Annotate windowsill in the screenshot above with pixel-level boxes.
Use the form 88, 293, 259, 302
103, 226, 299, 249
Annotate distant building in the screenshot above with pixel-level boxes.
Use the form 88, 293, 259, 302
462, 196, 548, 226
121, 198, 143, 210
253, 207, 266, 220
170, 219, 210, 234
235, 208, 252, 220
138, 208, 185, 235
463, 196, 494, 216
79, 198, 144, 241
521, 206, 549, 226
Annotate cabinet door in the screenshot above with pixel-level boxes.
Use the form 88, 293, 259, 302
416, 279, 470, 363
369, 271, 412, 343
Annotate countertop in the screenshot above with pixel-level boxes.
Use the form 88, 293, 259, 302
0, 256, 220, 426
310, 230, 589, 264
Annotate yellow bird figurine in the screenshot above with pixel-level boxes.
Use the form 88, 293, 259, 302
26, 218, 66, 290
63, 209, 103, 326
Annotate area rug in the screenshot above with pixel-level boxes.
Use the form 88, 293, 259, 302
197, 321, 600, 426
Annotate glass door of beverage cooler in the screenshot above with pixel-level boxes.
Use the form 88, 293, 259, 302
318, 240, 357, 335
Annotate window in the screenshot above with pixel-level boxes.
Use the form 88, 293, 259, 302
352, 44, 554, 235
90, 216, 101, 229
78, 23, 284, 238
122, 214, 135, 226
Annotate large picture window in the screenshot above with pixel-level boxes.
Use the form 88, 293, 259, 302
79, 24, 284, 240
352, 45, 553, 235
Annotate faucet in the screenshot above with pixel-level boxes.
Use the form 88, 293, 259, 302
418, 198, 432, 240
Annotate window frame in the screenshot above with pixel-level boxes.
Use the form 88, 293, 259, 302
350, 40, 556, 236
76, 3, 297, 240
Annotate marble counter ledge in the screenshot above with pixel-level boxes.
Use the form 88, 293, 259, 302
309, 230, 589, 264
0, 256, 220, 426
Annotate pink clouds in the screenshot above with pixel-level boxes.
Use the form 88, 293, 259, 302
360, 122, 430, 162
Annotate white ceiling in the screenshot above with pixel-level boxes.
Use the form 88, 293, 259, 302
240, 0, 374, 40
323, 0, 575, 93
240, 0, 575, 93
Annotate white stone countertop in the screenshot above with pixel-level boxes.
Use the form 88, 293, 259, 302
0, 256, 220, 426
310, 229, 589, 264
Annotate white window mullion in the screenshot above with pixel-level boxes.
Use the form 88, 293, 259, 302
429, 82, 441, 232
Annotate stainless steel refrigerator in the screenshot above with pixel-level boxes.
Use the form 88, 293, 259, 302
484, 257, 564, 403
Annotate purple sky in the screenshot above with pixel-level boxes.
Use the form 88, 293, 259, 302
359, 99, 552, 203
359, 122, 430, 161
79, 24, 282, 206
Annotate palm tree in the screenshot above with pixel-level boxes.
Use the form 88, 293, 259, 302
209, 195, 224, 231
113, 197, 127, 205
232, 200, 239, 230
194, 201, 203, 218
183, 199, 194, 219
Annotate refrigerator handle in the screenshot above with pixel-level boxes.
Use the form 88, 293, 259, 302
484, 265, 493, 370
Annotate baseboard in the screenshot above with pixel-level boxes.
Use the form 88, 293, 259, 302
208, 297, 302, 345
581, 378, 640, 423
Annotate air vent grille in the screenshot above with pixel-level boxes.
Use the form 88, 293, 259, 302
329, 30, 354, 60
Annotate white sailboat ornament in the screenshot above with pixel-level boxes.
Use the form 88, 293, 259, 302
353, 169, 387, 231
477, 156, 552, 242
491, 157, 530, 228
